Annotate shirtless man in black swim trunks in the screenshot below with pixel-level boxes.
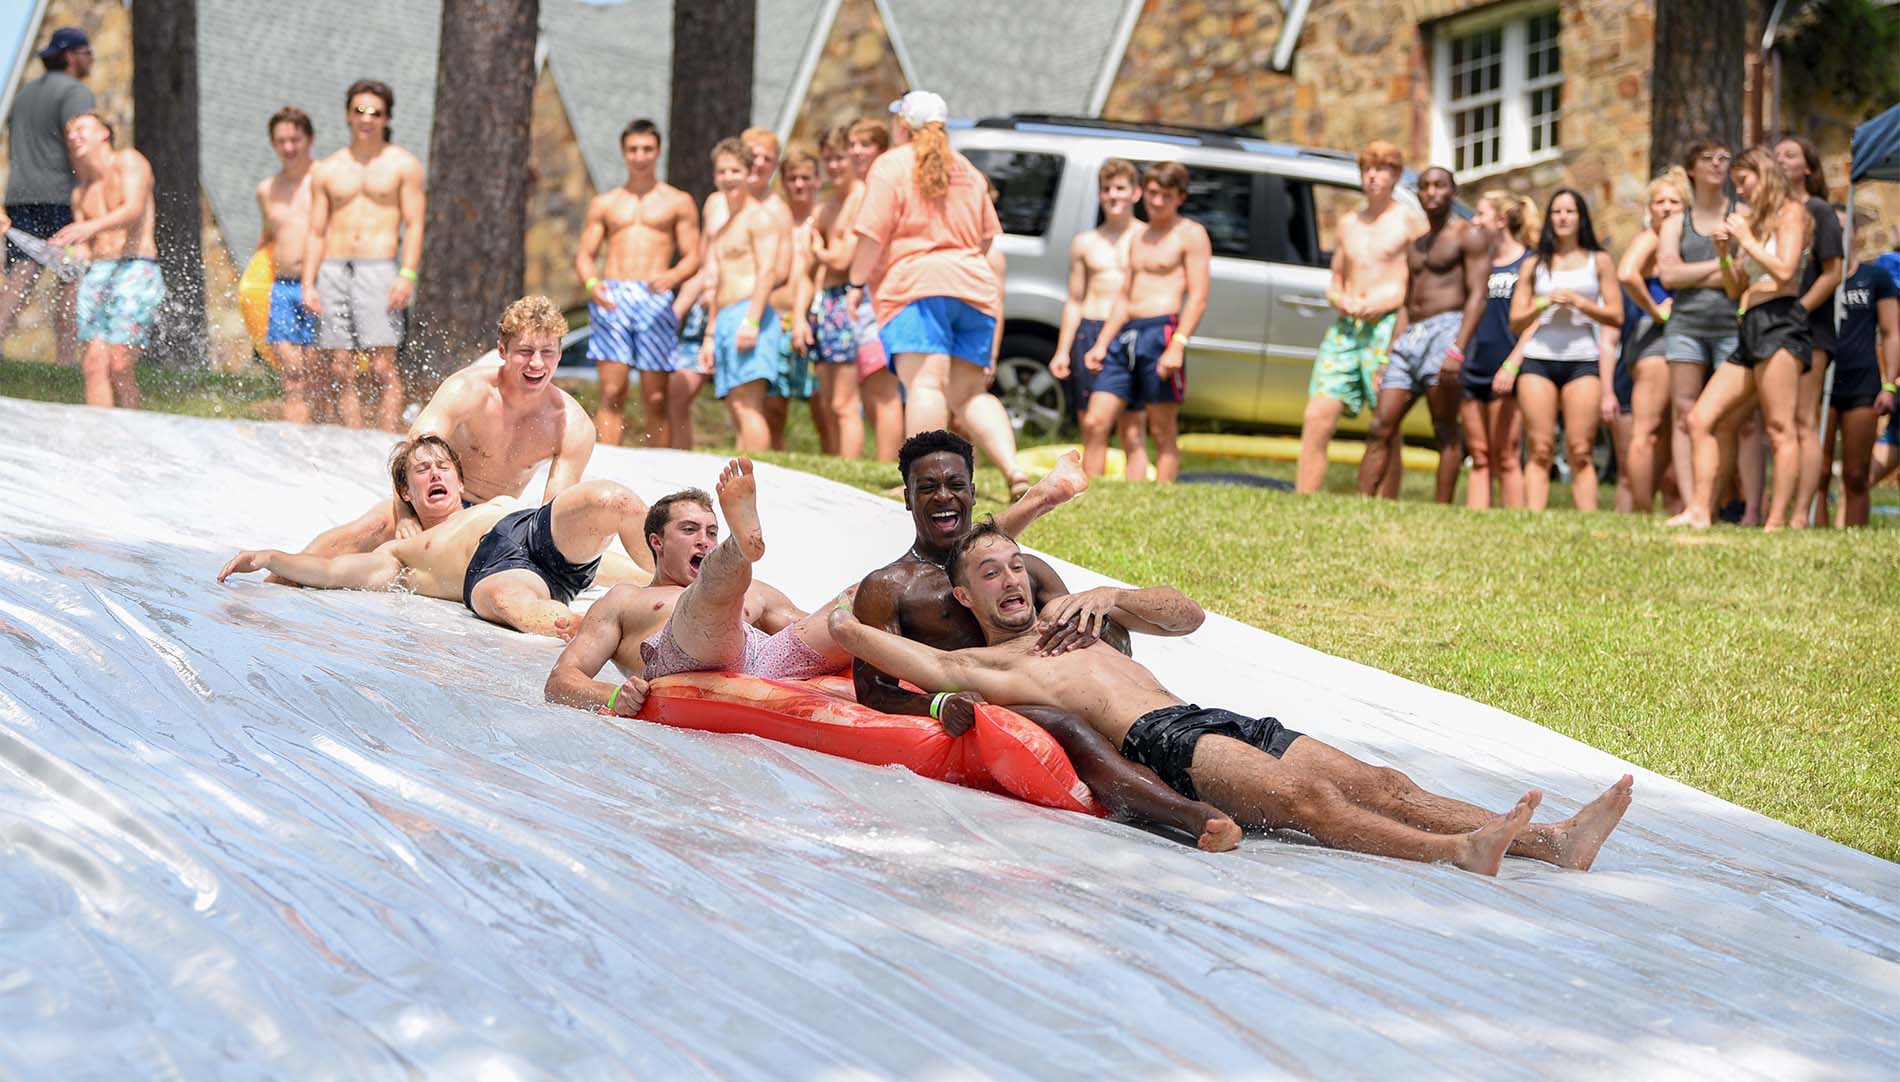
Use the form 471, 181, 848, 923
1356, 167, 1488, 502
219, 436, 648, 638
282, 296, 648, 580
850, 431, 1242, 851
832, 522, 1636, 874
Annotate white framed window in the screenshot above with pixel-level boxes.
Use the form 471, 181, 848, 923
1430, 6, 1564, 179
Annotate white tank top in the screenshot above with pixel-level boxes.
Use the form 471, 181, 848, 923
1528, 256, 1602, 362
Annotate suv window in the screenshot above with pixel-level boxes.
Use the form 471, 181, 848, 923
962, 149, 1063, 236
1131, 164, 1256, 259
1277, 178, 1364, 268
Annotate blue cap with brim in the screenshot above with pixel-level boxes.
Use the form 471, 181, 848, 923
38, 27, 89, 59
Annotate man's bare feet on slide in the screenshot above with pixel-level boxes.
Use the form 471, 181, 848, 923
716, 457, 766, 561
1547, 775, 1634, 871
1199, 816, 1243, 853
553, 612, 581, 641
1458, 790, 1540, 876
1032, 450, 1089, 506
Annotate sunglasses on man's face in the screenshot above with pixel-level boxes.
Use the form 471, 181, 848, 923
353, 106, 385, 118
1697, 153, 1731, 166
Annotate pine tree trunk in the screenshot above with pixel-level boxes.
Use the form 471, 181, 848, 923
409, 0, 540, 383
1650, 0, 1746, 177
131, 0, 203, 365
668, 0, 756, 202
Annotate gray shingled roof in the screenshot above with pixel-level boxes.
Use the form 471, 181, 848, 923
879, 0, 1134, 119
198, 0, 833, 265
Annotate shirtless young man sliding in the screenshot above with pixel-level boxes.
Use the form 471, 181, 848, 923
285, 297, 645, 576
220, 436, 648, 639
697, 138, 788, 453
1049, 159, 1148, 481
46, 112, 161, 410
1297, 140, 1424, 494
831, 522, 1635, 874
255, 106, 318, 423
1081, 162, 1211, 484
1356, 166, 1488, 502
851, 431, 1241, 851
300, 78, 425, 432
576, 118, 700, 447
545, 459, 851, 715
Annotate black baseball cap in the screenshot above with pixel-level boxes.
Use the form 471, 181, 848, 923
38, 27, 89, 59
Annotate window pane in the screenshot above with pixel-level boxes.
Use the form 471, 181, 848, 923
960, 150, 1063, 236
1134, 164, 1254, 258
1307, 181, 1362, 269
1528, 11, 1560, 81
1446, 25, 1502, 105
1529, 85, 1560, 153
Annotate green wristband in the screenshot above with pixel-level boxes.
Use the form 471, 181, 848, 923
606, 684, 622, 713
585, 276, 601, 292
928, 691, 949, 720
1884, 382, 1899, 394
399, 266, 419, 282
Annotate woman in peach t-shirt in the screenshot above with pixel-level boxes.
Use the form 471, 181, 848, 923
847, 91, 1026, 496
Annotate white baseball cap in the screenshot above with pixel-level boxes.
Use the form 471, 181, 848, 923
889, 91, 949, 129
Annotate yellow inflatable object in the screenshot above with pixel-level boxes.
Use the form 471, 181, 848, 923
1176, 432, 1440, 472
1016, 442, 1132, 481
239, 248, 273, 363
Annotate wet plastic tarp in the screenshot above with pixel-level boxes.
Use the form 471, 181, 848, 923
1, 397, 1897, 1079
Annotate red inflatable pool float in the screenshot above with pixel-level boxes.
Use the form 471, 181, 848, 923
636, 671, 1106, 816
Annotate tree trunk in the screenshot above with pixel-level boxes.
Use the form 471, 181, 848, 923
1650, 0, 1746, 177
667, 0, 756, 202
131, 0, 203, 365
410, 0, 540, 383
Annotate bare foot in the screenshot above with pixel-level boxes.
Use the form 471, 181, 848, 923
715, 457, 766, 561
1547, 775, 1633, 871
1007, 472, 1032, 502
1663, 509, 1710, 528
1029, 450, 1089, 507
1198, 815, 1242, 853
1457, 790, 1540, 876
553, 612, 581, 642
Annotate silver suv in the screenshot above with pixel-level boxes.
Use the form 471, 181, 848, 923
952, 115, 1441, 440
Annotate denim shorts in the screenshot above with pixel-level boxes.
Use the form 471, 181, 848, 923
1662, 326, 1737, 367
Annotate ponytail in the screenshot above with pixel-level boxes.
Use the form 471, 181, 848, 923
911, 121, 950, 199
1480, 189, 1537, 247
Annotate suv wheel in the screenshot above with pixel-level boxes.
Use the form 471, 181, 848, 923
992, 333, 1066, 442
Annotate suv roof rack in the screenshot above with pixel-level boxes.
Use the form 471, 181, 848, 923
970, 113, 1356, 162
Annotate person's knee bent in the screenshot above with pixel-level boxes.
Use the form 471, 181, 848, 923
1842, 458, 1872, 495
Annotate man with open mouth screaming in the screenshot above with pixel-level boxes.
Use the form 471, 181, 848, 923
848, 430, 1242, 851
219, 436, 650, 640
543, 458, 857, 718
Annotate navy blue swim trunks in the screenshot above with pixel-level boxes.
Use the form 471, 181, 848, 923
1120, 703, 1303, 802
461, 503, 598, 610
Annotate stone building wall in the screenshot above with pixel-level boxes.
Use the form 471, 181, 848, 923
523, 63, 596, 318
790, 0, 908, 147
1102, 0, 1291, 130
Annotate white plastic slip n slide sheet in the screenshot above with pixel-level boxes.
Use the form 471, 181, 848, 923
1, 396, 1896, 1079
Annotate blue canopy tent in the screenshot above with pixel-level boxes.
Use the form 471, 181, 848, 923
1844, 102, 1900, 261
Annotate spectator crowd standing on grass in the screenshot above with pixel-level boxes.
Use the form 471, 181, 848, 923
1, 59, 1895, 524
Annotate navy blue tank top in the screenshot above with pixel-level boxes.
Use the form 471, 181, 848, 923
1465, 251, 1528, 381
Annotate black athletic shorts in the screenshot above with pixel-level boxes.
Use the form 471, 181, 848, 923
1730, 297, 1812, 371
1120, 704, 1304, 802
1831, 356, 1881, 412
461, 503, 598, 611
1519, 357, 1598, 389
4, 202, 74, 265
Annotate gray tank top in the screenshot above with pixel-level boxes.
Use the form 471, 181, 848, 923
1672, 207, 1739, 338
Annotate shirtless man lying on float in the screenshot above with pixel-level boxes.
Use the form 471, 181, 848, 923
542, 454, 1088, 719
220, 436, 647, 639
284, 295, 649, 580
828, 522, 1635, 875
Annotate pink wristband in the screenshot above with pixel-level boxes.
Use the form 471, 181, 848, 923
1445, 345, 1465, 363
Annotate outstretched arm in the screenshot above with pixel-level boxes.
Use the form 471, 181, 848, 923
1040, 584, 1203, 638
218, 546, 403, 590
831, 608, 990, 697
546, 589, 646, 717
